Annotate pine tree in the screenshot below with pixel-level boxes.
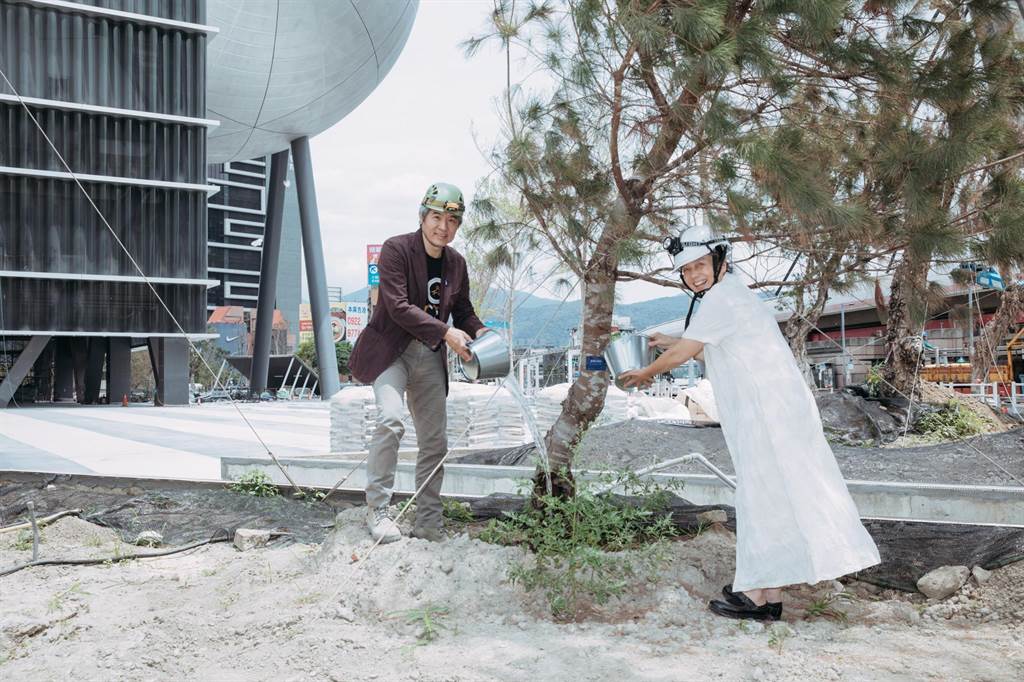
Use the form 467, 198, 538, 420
865, 2, 1024, 395
467, 0, 869, 496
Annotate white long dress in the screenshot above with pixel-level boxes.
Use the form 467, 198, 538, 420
682, 275, 880, 591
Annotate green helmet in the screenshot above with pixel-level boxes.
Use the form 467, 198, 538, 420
419, 182, 465, 221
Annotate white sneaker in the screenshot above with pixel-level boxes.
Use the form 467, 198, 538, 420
366, 506, 401, 543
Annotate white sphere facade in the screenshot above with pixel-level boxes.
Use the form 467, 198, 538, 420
206, 0, 418, 162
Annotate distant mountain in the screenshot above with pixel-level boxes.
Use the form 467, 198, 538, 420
341, 287, 369, 302
335, 285, 689, 347
497, 290, 690, 347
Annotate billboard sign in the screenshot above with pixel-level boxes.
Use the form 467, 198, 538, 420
330, 301, 347, 342
346, 302, 369, 344
367, 244, 382, 286
298, 304, 313, 345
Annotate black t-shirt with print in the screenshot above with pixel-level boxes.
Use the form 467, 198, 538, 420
425, 253, 444, 319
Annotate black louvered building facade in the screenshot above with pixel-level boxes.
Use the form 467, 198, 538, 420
0, 0, 214, 406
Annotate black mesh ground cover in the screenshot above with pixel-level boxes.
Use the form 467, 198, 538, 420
3, 473, 1021, 593
0, 471, 358, 545
467, 492, 1024, 593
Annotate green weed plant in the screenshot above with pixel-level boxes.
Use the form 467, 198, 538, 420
915, 399, 987, 441
478, 472, 678, 621
228, 470, 279, 498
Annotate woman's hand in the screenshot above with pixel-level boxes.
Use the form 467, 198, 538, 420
475, 327, 491, 339
618, 368, 654, 390
648, 332, 676, 351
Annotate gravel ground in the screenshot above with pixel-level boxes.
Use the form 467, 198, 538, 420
1, 514, 1022, 681
463, 422, 1024, 487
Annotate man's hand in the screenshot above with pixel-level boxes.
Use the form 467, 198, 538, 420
475, 327, 491, 339
618, 368, 654, 390
445, 327, 474, 362
647, 332, 676, 351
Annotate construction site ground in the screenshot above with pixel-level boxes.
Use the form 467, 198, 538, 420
1, 493, 1022, 681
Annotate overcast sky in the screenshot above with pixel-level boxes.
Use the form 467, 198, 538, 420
305, 0, 677, 305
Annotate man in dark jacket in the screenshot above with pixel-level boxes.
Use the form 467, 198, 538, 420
348, 182, 486, 542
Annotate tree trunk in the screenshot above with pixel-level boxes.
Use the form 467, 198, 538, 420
527, 3, 755, 499
971, 284, 1023, 383
883, 257, 930, 398
784, 317, 817, 387
534, 260, 617, 499
783, 252, 842, 387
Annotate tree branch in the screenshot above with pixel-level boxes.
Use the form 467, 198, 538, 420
610, 44, 637, 204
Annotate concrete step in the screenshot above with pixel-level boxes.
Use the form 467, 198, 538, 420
221, 455, 1024, 527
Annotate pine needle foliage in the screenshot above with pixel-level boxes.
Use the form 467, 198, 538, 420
465, 1, 1024, 482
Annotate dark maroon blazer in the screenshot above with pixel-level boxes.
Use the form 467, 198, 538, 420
348, 229, 484, 390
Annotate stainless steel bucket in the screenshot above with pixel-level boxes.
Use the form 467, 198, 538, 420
460, 331, 511, 380
604, 334, 655, 391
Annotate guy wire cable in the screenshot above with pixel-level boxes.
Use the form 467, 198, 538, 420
0, 64, 303, 493
321, 276, 585, 503
325, 277, 582, 598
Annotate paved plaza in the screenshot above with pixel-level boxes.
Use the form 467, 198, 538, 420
0, 401, 330, 480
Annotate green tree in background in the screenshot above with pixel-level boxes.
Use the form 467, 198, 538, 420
296, 338, 352, 377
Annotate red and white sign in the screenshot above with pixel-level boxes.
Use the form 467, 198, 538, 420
346, 302, 369, 344
367, 244, 383, 265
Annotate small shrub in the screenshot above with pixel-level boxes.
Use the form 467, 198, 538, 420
442, 498, 474, 524
767, 623, 791, 654
865, 364, 885, 398
228, 470, 279, 498
389, 604, 451, 645
805, 592, 854, 623
477, 477, 677, 621
48, 581, 88, 613
13, 529, 36, 552
915, 399, 987, 440
293, 487, 326, 504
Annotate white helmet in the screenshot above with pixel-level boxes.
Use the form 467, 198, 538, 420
664, 223, 730, 271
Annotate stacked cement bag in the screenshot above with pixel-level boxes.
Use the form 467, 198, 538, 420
532, 382, 632, 435
329, 386, 379, 452
677, 378, 719, 423
446, 382, 528, 449
635, 395, 691, 421
330, 382, 529, 453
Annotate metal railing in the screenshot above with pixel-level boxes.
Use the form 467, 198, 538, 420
939, 381, 1024, 419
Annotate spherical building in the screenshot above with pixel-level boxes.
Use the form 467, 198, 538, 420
206, 0, 418, 163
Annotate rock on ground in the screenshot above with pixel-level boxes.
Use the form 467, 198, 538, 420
917, 565, 970, 600
233, 528, 271, 552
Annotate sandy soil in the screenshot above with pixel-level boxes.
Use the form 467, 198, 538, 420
2, 514, 1022, 681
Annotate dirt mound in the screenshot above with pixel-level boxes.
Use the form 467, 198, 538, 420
2, 510, 1023, 681
0, 516, 124, 565
315, 507, 533, 620
917, 381, 1012, 433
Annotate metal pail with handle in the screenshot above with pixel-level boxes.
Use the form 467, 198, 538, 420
460, 331, 511, 380
604, 334, 655, 391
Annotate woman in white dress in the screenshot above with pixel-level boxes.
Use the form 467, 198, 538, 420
620, 225, 880, 621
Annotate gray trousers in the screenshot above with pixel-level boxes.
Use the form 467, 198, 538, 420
365, 341, 448, 530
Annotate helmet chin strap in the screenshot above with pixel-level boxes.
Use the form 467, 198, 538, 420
681, 244, 726, 331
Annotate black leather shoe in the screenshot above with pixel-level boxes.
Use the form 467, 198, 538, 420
708, 595, 783, 621
721, 583, 745, 607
